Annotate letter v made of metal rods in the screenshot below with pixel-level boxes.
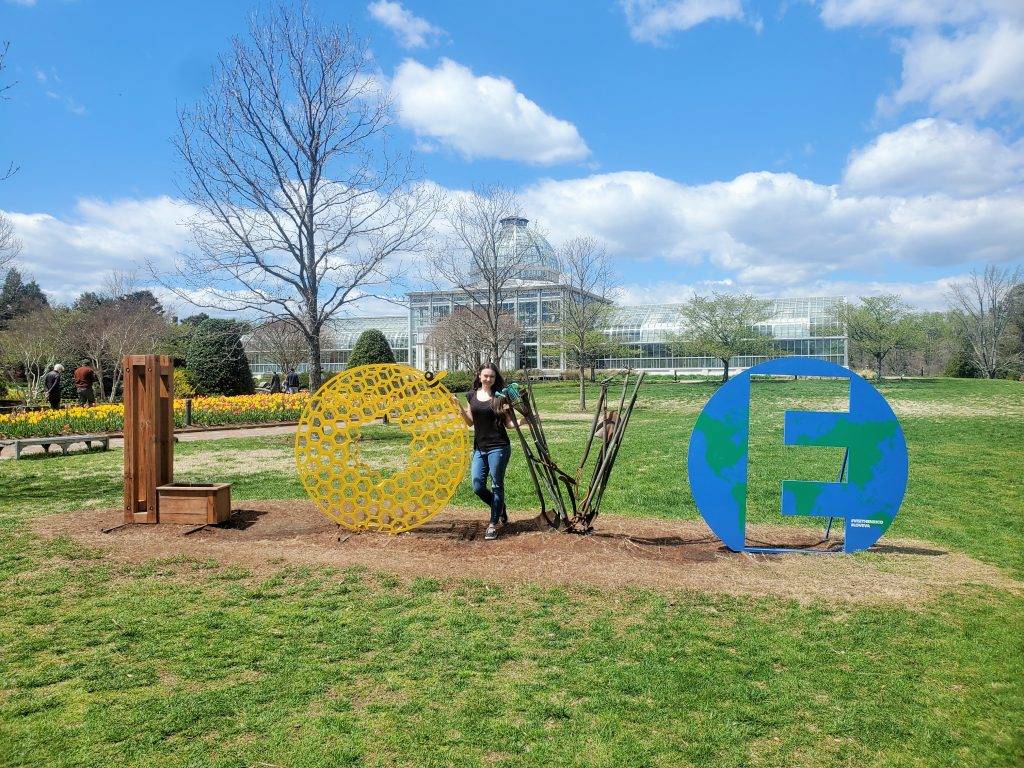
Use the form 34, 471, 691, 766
497, 370, 644, 533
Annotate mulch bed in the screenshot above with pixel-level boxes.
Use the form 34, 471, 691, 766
34, 502, 1021, 605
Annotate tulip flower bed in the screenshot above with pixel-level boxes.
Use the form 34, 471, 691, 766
0, 393, 308, 440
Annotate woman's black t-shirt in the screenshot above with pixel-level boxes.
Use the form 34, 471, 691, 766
466, 389, 511, 451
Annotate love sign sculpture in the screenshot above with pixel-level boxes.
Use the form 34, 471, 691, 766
295, 360, 908, 552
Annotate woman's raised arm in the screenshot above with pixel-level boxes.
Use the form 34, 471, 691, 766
451, 393, 473, 426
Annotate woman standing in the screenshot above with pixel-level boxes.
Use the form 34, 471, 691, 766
454, 363, 520, 541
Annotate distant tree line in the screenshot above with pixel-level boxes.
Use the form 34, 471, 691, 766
0, 268, 257, 403
842, 265, 1023, 381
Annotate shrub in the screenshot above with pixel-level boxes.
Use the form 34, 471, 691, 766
440, 368, 529, 394
346, 329, 396, 369
440, 370, 475, 394
944, 348, 981, 378
173, 368, 197, 398
186, 319, 255, 396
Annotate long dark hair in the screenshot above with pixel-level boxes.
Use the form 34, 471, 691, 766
471, 362, 506, 393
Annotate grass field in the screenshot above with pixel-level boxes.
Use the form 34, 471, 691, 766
1, 377, 1022, 767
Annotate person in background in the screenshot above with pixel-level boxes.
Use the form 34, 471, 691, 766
73, 360, 97, 406
44, 364, 64, 410
269, 370, 282, 394
285, 368, 300, 394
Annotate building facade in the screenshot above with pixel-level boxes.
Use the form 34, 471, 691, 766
246, 217, 847, 377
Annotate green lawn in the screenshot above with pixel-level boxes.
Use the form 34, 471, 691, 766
1, 377, 1022, 767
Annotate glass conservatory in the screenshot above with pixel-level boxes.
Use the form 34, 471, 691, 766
245, 215, 846, 377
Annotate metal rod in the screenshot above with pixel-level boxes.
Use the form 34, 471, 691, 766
509, 414, 555, 528
823, 447, 849, 540
586, 373, 644, 523
575, 381, 609, 483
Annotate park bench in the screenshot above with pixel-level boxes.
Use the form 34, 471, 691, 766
7, 434, 110, 459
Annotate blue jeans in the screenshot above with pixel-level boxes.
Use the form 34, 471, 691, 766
471, 445, 511, 525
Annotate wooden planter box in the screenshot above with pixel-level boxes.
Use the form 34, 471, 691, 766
157, 483, 232, 525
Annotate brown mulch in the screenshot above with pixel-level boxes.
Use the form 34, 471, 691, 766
35, 502, 1021, 605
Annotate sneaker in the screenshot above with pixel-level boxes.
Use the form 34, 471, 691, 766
500, 504, 509, 527
484, 523, 499, 540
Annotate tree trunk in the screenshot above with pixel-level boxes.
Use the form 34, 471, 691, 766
308, 333, 323, 393
875, 353, 883, 381
109, 367, 122, 403
578, 365, 586, 411
91, 355, 107, 400
721, 357, 730, 383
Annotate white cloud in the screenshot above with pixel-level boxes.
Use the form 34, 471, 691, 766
9, 137, 1023, 310
620, 0, 746, 44
819, 0, 1014, 29
6, 196, 192, 302
367, 1, 446, 49
843, 118, 1024, 197
887, 22, 1024, 117
391, 58, 590, 165
820, 1, 1024, 117
522, 166, 1024, 285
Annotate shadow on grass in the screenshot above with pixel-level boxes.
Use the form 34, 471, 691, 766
869, 543, 947, 557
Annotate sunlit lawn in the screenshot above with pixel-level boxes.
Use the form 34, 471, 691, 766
0, 377, 1021, 767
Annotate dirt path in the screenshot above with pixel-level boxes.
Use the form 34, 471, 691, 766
35, 502, 1020, 605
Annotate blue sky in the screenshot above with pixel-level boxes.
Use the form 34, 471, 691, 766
2, 0, 1022, 310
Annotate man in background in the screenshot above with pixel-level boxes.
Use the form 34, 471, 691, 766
73, 360, 97, 406
285, 368, 300, 394
44, 364, 64, 410
269, 370, 282, 394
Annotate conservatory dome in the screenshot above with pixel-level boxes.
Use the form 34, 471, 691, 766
490, 216, 559, 283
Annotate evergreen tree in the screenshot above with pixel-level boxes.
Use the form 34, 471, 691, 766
346, 329, 396, 369
0, 269, 49, 329
185, 318, 255, 395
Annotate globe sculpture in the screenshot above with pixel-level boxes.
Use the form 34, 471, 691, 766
295, 365, 470, 533
688, 358, 908, 554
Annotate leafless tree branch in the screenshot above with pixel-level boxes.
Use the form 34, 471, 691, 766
947, 264, 1023, 379
157, 3, 435, 390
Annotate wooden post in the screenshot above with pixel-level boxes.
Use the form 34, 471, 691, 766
123, 355, 174, 524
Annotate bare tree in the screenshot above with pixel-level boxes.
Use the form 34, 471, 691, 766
0, 214, 20, 272
947, 264, 1023, 379
548, 237, 618, 410
0, 308, 59, 402
248, 315, 309, 373
0, 41, 16, 183
428, 185, 543, 365
165, 3, 434, 391
426, 307, 520, 371
78, 272, 171, 401
0, 42, 21, 270
671, 293, 776, 382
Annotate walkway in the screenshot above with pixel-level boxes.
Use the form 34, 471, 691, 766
0, 423, 298, 460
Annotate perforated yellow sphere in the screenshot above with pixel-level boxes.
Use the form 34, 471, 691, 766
295, 364, 470, 533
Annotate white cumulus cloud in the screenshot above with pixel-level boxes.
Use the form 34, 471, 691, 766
8, 125, 1024, 310
6, 196, 193, 302
522, 165, 1024, 285
820, 0, 1024, 117
367, 1, 446, 49
620, 0, 746, 43
843, 118, 1024, 197
391, 58, 590, 165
